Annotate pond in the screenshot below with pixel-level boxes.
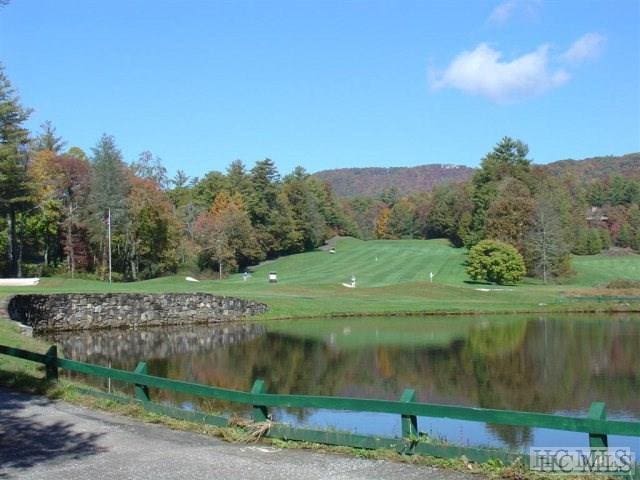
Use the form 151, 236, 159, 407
43, 314, 640, 455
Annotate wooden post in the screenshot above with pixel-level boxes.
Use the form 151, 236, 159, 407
400, 388, 418, 438
134, 362, 151, 402
250, 379, 268, 422
588, 402, 608, 449
45, 345, 58, 382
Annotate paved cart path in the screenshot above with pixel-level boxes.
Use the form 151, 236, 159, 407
0, 387, 478, 480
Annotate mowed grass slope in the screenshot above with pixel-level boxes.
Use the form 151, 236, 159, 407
0, 238, 639, 318
229, 238, 467, 287
571, 254, 640, 286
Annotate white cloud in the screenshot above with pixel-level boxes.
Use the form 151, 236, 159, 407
488, 0, 517, 24
562, 33, 606, 63
488, 0, 541, 25
431, 43, 570, 103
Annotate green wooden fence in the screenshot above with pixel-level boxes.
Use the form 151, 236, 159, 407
2, 344, 639, 471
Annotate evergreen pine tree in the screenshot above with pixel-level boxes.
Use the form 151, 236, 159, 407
0, 65, 33, 276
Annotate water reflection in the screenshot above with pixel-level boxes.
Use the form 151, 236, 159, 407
49, 323, 265, 369
45, 314, 640, 452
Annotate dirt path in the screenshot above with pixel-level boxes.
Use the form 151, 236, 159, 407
0, 387, 477, 480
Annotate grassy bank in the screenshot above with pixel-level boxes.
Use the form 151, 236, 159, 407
1, 238, 638, 318
1, 239, 637, 480
0, 318, 53, 393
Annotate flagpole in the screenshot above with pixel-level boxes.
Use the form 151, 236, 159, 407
108, 208, 112, 284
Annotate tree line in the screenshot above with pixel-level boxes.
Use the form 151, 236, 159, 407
0, 66, 350, 280
1, 65, 639, 282
341, 137, 640, 282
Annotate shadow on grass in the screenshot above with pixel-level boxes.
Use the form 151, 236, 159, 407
463, 280, 494, 286
0, 382, 106, 476
0, 369, 50, 395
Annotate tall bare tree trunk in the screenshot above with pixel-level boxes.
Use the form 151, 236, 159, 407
130, 241, 138, 281
6, 213, 13, 276
101, 238, 107, 281
17, 239, 23, 278
67, 203, 76, 278
6, 210, 18, 277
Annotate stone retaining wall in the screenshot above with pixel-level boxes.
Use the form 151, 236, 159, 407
7, 293, 268, 332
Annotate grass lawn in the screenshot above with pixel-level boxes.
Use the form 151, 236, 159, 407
0, 238, 639, 318
0, 318, 52, 392
0, 240, 638, 478
571, 253, 640, 286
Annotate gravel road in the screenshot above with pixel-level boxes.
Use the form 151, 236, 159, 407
0, 387, 477, 480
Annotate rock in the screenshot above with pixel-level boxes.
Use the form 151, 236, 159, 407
7, 294, 268, 333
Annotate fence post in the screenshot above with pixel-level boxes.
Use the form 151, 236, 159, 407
250, 379, 269, 422
45, 345, 58, 382
134, 362, 151, 402
587, 402, 608, 449
400, 388, 418, 438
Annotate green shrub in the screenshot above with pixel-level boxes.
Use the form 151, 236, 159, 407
466, 240, 526, 285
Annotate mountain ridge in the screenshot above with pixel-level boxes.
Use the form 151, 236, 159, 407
313, 164, 475, 198
313, 152, 640, 198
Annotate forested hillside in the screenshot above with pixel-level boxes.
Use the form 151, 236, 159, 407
1, 64, 639, 284
313, 165, 474, 198
314, 154, 640, 198
337, 139, 640, 284
543, 153, 640, 180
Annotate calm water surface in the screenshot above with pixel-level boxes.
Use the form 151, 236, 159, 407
44, 314, 640, 454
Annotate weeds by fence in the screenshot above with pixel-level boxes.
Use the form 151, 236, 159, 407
2, 344, 639, 470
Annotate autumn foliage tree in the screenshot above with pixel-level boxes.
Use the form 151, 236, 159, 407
468, 137, 534, 247
484, 178, 535, 251
126, 175, 179, 279
194, 192, 263, 277
56, 153, 92, 274
28, 148, 91, 275
1, 66, 637, 285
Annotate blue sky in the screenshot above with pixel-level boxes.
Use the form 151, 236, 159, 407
1, 1, 639, 179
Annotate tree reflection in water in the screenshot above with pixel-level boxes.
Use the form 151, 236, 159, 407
45, 314, 640, 450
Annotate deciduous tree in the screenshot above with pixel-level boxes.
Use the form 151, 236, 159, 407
375, 206, 391, 239
387, 199, 416, 238
126, 175, 179, 279
424, 183, 473, 246
468, 137, 533, 247
485, 178, 535, 251
131, 150, 168, 190
526, 197, 572, 282
194, 192, 263, 276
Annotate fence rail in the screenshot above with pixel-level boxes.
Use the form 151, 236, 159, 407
2, 343, 639, 468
